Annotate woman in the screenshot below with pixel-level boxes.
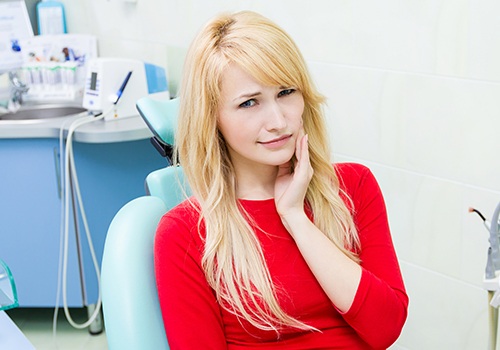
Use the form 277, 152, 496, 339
154, 10, 408, 349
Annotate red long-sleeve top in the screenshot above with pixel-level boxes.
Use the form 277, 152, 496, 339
154, 163, 408, 349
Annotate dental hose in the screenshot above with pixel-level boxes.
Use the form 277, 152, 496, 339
53, 110, 110, 340
53, 117, 74, 343
63, 114, 105, 329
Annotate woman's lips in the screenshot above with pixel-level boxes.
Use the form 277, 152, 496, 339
258, 135, 292, 149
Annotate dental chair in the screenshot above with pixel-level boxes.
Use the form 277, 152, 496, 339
101, 97, 188, 350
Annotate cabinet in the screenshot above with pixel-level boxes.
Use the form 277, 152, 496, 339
0, 137, 165, 307
0, 138, 82, 306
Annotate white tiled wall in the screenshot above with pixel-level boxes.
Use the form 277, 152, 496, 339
61, 0, 500, 348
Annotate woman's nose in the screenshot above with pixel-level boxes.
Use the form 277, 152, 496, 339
265, 102, 287, 130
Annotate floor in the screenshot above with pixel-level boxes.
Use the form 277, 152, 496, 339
6, 308, 108, 350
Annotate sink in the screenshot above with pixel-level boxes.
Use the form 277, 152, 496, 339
0, 104, 87, 121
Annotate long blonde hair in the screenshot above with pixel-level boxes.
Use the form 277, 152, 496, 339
175, 10, 360, 333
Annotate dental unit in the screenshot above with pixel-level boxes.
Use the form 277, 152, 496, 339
82, 58, 169, 121
470, 202, 500, 350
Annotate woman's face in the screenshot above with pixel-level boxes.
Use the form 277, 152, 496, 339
217, 63, 305, 173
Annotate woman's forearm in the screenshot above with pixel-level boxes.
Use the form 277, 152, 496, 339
281, 211, 362, 313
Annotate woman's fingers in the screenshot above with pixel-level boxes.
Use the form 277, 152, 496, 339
295, 132, 311, 179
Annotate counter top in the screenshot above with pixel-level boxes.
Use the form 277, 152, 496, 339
0, 112, 153, 143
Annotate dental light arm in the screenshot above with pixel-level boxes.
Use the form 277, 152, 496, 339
470, 205, 500, 282
471, 202, 500, 309
488, 203, 500, 308
472, 204, 500, 350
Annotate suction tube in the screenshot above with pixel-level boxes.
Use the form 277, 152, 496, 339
491, 202, 500, 271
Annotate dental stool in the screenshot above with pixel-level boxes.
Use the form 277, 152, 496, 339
101, 97, 188, 350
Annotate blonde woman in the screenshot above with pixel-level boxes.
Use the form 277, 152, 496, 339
154, 10, 408, 349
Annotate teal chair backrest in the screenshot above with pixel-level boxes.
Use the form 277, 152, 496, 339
146, 165, 189, 209
101, 196, 169, 350
101, 97, 189, 350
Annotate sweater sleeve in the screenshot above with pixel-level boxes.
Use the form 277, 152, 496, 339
154, 205, 227, 350
339, 164, 409, 349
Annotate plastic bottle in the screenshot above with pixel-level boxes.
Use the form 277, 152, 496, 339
36, 0, 67, 35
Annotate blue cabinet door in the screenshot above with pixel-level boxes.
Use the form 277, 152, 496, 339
71, 139, 166, 305
0, 139, 83, 307
0, 137, 167, 308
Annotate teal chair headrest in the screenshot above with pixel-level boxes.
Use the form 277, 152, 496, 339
136, 97, 179, 146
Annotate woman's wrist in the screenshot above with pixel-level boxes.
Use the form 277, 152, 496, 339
279, 210, 312, 237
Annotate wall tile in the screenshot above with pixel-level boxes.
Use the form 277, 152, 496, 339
309, 62, 500, 192
463, 0, 500, 81
247, 0, 355, 65
381, 73, 500, 192
433, 0, 470, 79
377, 167, 487, 284
351, 0, 445, 74
397, 262, 489, 349
96, 38, 168, 69
308, 62, 387, 161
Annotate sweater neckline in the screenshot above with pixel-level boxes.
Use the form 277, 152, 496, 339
238, 197, 276, 212
238, 197, 274, 203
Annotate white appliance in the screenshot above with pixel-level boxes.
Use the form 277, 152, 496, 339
82, 58, 169, 121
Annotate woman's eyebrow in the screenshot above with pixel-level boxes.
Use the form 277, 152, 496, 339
233, 91, 261, 102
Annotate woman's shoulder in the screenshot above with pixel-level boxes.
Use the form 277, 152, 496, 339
156, 197, 202, 241
163, 197, 200, 220
334, 162, 373, 183
154, 197, 205, 270
334, 162, 380, 199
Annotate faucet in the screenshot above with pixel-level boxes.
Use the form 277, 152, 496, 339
8, 71, 29, 105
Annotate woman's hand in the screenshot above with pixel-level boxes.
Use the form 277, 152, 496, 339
274, 129, 363, 314
274, 129, 313, 223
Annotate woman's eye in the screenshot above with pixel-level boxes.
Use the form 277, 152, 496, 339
278, 88, 295, 97
239, 99, 256, 108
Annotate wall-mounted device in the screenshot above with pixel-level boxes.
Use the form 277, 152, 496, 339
82, 58, 169, 121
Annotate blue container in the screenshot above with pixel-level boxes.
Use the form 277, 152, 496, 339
36, 0, 67, 35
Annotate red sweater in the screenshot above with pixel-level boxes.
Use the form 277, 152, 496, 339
154, 163, 408, 349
